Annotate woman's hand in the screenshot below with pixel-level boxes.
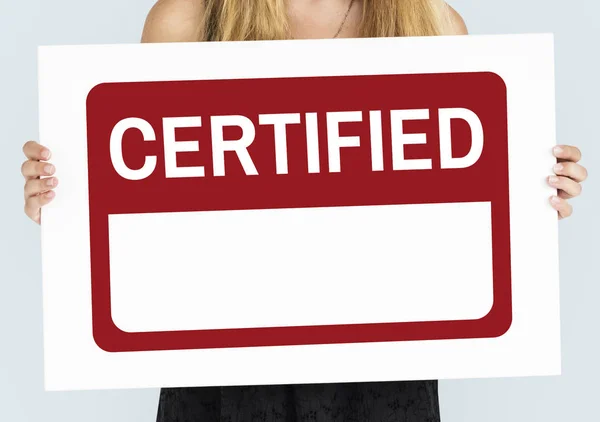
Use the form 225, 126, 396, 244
21, 141, 58, 224
17, 141, 588, 223
548, 144, 587, 219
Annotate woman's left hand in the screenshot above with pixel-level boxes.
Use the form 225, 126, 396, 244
548, 145, 588, 219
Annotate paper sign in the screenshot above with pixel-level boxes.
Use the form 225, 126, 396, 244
38, 34, 560, 391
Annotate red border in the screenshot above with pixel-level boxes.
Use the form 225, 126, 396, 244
86, 72, 512, 352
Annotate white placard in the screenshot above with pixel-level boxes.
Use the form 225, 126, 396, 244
38, 34, 560, 391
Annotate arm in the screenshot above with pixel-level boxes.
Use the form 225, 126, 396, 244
438, 2, 587, 218
441, 3, 469, 35
141, 0, 205, 43
21, 0, 206, 224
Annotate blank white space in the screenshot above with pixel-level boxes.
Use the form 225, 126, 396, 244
109, 202, 493, 333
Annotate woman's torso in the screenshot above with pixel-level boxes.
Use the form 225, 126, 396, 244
156, 380, 440, 422
151, 2, 453, 421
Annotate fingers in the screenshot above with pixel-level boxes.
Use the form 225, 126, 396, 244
24, 191, 56, 224
553, 145, 581, 163
550, 196, 572, 220
21, 160, 55, 180
547, 175, 582, 199
553, 161, 588, 183
549, 145, 586, 220
24, 177, 58, 199
21, 141, 56, 224
23, 141, 51, 161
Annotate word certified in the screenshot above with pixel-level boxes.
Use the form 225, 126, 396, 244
86, 73, 507, 184
109, 107, 483, 181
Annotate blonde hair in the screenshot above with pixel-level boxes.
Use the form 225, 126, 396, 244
202, 0, 446, 41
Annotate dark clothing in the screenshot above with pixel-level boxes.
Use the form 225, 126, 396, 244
156, 380, 440, 422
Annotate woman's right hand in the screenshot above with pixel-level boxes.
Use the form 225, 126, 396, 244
21, 141, 58, 224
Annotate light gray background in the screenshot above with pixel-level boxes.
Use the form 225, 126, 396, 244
0, 0, 597, 421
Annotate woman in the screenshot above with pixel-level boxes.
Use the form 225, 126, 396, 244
21, 0, 588, 421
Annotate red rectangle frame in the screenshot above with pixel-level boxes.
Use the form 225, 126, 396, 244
86, 72, 512, 353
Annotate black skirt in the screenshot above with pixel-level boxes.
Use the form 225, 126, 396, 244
156, 380, 440, 422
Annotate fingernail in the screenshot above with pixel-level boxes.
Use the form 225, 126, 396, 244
553, 146, 563, 155
553, 163, 563, 172
46, 177, 56, 187
41, 149, 51, 160
549, 176, 559, 184
45, 190, 55, 199
44, 164, 55, 175
551, 195, 561, 204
